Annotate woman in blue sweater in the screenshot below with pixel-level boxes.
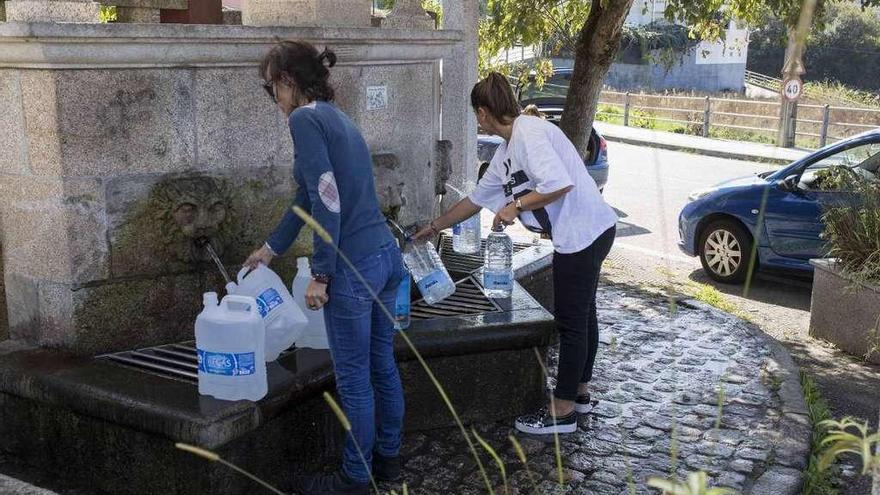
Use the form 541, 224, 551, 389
245, 41, 404, 495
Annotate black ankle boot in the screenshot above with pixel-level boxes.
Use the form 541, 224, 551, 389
372, 452, 402, 482
291, 470, 369, 495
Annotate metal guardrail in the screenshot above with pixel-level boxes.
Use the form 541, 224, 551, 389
597, 90, 880, 149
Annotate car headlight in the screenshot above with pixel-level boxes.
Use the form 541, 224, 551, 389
688, 188, 716, 202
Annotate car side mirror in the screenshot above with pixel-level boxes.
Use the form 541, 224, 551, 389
778, 175, 799, 192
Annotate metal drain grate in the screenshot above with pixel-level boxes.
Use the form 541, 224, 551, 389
410, 275, 500, 320
438, 235, 535, 274
100, 342, 200, 384
99, 238, 515, 382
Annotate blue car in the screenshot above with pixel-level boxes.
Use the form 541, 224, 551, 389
679, 129, 880, 284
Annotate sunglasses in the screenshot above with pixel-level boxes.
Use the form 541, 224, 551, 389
262, 80, 276, 101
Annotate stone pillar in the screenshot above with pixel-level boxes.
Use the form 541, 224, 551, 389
4, 0, 100, 22
440, 0, 479, 191
384, 0, 433, 30
242, 0, 370, 27
113, 0, 186, 23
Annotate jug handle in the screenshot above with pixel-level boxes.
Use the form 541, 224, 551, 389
223, 295, 258, 314
237, 265, 252, 284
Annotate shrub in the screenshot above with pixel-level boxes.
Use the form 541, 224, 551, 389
820, 167, 880, 285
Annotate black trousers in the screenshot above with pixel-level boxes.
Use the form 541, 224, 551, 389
552, 226, 615, 401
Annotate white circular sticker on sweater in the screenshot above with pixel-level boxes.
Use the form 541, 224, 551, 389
317, 171, 341, 213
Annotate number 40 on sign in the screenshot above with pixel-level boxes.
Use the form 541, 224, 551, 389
782, 77, 803, 102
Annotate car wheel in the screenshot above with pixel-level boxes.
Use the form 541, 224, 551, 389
698, 219, 754, 284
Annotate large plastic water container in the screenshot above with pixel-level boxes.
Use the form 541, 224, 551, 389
483, 225, 513, 298
291, 257, 329, 350
452, 181, 482, 254
402, 239, 456, 305
195, 293, 268, 402
226, 264, 307, 361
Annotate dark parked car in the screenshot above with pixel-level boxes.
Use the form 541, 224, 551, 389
678, 129, 880, 284
476, 67, 610, 192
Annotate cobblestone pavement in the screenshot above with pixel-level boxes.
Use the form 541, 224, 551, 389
381, 284, 809, 495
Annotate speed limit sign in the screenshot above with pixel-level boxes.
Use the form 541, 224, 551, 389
782, 77, 803, 101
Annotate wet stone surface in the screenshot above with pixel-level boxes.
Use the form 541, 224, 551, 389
379, 285, 800, 494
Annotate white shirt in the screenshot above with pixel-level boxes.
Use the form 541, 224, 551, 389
469, 115, 618, 254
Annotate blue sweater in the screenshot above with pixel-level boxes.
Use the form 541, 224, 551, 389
267, 101, 394, 277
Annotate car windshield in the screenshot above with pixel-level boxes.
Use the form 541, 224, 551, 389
520, 72, 572, 101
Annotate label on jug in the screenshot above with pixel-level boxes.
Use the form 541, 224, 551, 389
452, 223, 461, 235
197, 350, 257, 376
256, 288, 284, 318
484, 272, 512, 291
417, 269, 446, 294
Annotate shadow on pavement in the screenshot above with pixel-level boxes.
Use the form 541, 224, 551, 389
686, 268, 813, 312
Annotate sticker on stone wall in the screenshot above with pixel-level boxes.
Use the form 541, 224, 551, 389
318, 172, 341, 213
367, 86, 388, 111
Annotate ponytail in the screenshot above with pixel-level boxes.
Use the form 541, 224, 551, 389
470, 72, 520, 124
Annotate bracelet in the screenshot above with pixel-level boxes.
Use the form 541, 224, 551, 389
263, 242, 278, 256
311, 272, 331, 284
429, 221, 440, 234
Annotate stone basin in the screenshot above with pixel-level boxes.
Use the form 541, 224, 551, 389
0, 238, 555, 495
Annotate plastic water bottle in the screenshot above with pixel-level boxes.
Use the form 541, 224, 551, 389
226, 264, 308, 361
402, 240, 456, 305
291, 257, 329, 350
196, 293, 268, 402
394, 267, 411, 330
452, 181, 482, 254
483, 226, 513, 298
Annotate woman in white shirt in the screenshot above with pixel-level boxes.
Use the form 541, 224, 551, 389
414, 73, 617, 435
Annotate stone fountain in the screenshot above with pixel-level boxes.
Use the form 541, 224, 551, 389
0, 1, 556, 493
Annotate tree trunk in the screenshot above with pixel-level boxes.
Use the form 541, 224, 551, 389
559, 0, 635, 158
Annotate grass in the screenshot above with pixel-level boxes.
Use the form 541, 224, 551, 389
801, 372, 840, 495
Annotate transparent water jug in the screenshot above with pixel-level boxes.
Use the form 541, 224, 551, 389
394, 267, 411, 331
483, 225, 513, 298
195, 293, 268, 402
291, 257, 329, 350
225, 264, 307, 361
453, 214, 482, 255
402, 239, 456, 305
452, 181, 481, 254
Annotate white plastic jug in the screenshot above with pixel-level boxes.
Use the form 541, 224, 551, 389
226, 264, 308, 361
195, 293, 268, 402
291, 257, 329, 350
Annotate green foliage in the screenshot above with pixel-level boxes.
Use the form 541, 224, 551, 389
801, 372, 839, 495
819, 417, 880, 475
749, 2, 880, 93
819, 167, 880, 285
99, 5, 117, 23
647, 471, 737, 495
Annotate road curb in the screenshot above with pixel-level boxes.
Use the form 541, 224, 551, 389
601, 134, 799, 166
678, 298, 809, 495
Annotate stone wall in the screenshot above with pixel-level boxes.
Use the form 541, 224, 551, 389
0, 22, 473, 354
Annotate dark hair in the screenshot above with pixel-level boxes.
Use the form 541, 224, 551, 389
470, 72, 520, 124
260, 40, 337, 102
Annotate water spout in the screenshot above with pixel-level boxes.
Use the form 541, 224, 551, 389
203, 241, 232, 285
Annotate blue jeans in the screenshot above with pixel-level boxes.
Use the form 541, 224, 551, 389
324, 242, 406, 483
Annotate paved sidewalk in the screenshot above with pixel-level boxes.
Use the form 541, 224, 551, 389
593, 122, 811, 165
380, 284, 809, 495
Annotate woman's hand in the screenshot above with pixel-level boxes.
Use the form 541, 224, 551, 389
244, 244, 275, 270
411, 221, 440, 242
305, 280, 329, 310
492, 203, 518, 230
